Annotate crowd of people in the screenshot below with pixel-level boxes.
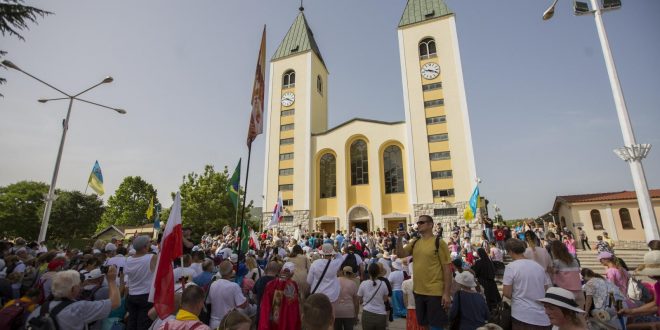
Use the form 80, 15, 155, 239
1, 217, 660, 330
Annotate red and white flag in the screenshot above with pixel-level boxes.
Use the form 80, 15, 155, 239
149, 192, 183, 319
247, 25, 267, 147
249, 229, 260, 250
267, 193, 283, 229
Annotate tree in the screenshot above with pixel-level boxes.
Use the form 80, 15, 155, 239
0, 180, 48, 239
177, 165, 252, 236
99, 176, 158, 230
49, 191, 104, 241
0, 0, 52, 95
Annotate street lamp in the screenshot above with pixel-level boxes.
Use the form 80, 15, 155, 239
2, 60, 126, 243
541, 0, 658, 242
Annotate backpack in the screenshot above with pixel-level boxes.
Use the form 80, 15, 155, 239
0, 300, 29, 329
411, 234, 442, 255
340, 252, 359, 274
26, 299, 75, 330
627, 275, 653, 302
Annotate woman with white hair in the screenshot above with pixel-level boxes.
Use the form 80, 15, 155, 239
26, 267, 120, 330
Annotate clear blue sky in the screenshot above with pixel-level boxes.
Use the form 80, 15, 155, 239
2, 0, 659, 219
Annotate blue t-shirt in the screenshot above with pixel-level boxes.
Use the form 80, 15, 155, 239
336, 234, 345, 248
449, 290, 489, 330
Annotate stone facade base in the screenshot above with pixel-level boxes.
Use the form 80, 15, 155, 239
414, 201, 483, 239
262, 210, 310, 234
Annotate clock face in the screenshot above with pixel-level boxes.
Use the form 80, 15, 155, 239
421, 62, 440, 80
281, 92, 295, 107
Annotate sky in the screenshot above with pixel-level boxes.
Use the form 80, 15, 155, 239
1, 0, 659, 220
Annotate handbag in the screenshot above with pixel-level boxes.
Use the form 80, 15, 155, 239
488, 300, 511, 330
450, 291, 461, 330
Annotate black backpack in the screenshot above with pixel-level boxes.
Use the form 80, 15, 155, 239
26, 299, 74, 330
340, 252, 359, 274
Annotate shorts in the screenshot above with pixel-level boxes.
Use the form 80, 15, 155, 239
413, 293, 448, 328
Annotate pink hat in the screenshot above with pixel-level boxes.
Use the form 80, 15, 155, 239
597, 251, 614, 261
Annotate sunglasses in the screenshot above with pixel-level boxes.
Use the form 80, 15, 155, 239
416, 221, 431, 225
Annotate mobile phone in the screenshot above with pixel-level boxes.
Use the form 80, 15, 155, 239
398, 223, 404, 231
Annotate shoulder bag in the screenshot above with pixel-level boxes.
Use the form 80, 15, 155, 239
311, 259, 332, 294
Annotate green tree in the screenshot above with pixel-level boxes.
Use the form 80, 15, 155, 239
49, 191, 104, 241
177, 165, 252, 236
0, 1, 52, 95
0, 181, 48, 239
100, 176, 158, 229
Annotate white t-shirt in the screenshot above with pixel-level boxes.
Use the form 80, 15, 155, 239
402, 279, 415, 309
190, 262, 203, 277
502, 259, 551, 326
388, 270, 404, 291
358, 279, 389, 315
125, 254, 154, 295
306, 255, 346, 302
206, 279, 246, 329
105, 255, 127, 269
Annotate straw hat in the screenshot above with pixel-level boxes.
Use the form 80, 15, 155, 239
342, 266, 354, 276
538, 287, 585, 313
636, 250, 660, 277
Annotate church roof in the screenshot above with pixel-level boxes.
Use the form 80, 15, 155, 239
312, 118, 405, 136
399, 0, 453, 28
272, 11, 325, 66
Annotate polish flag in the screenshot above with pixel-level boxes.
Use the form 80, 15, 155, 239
249, 229, 260, 250
149, 192, 183, 319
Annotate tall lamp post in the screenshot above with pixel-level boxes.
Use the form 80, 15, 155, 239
541, 0, 658, 242
2, 60, 126, 243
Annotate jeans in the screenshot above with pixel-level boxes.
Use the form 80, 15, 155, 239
485, 228, 494, 242
581, 239, 591, 250
126, 294, 153, 330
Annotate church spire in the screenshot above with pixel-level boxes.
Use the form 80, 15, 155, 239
399, 0, 453, 28
272, 10, 325, 66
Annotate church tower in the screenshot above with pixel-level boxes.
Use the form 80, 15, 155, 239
262, 8, 328, 230
397, 0, 477, 214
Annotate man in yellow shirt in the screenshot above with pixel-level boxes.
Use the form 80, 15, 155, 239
603, 231, 616, 251
157, 286, 211, 330
396, 215, 451, 330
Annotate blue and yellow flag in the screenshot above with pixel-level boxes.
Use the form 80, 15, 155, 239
464, 185, 480, 221
87, 161, 104, 195
228, 159, 241, 210
146, 196, 154, 220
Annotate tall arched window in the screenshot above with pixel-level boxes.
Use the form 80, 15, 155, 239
350, 140, 369, 185
383, 145, 404, 194
419, 37, 437, 59
590, 209, 604, 230
319, 153, 336, 198
283, 70, 295, 88
619, 208, 633, 229
317, 75, 323, 95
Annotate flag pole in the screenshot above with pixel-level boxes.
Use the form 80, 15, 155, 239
237, 144, 253, 263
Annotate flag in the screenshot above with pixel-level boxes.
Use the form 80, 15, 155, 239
464, 185, 480, 221
153, 203, 161, 232
249, 229, 260, 250
87, 161, 104, 195
146, 197, 154, 220
267, 193, 283, 229
228, 159, 241, 210
247, 26, 267, 147
149, 192, 183, 319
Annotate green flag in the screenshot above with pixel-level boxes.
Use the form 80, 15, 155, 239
228, 159, 241, 210
240, 220, 249, 253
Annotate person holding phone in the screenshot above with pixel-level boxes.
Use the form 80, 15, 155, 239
396, 215, 452, 330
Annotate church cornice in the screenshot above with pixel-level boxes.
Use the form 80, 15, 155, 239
311, 118, 405, 137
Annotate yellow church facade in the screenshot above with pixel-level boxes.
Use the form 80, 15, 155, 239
262, 0, 477, 234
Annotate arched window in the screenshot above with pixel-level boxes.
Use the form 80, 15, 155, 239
350, 140, 369, 185
619, 208, 633, 229
590, 209, 604, 230
319, 153, 336, 198
383, 145, 404, 194
419, 38, 437, 59
317, 75, 323, 95
283, 70, 295, 88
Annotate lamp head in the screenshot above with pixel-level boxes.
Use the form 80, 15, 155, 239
543, 0, 559, 20
2, 60, 20, 70
38, 99, 48, 103
115, 109, 127, 114
102, 76, 114, 84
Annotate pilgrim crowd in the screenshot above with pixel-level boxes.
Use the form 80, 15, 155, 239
1, 216, 660, 330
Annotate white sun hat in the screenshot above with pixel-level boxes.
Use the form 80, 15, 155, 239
538, 287, 585, 313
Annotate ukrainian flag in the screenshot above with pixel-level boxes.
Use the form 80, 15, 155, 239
88, 161, 104, 195
464, 185, 479, 221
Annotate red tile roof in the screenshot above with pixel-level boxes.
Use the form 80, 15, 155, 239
557, 189, 660, 203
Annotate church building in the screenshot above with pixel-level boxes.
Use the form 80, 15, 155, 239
262, 0, 478, 234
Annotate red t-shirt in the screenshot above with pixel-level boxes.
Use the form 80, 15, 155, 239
258, 278, 300, 330
495, 229, 505, 241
